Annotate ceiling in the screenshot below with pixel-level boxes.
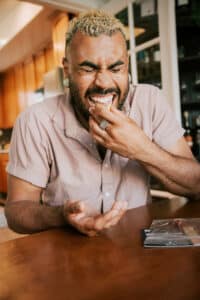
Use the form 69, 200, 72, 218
25, 0, 110, 12
0, 0, 110, 50
0, 0, 43, 50
0, 0, 111, 71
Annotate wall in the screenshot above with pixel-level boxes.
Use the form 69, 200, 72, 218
0, 7, 55, 72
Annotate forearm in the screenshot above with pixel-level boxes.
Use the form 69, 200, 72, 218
136, 142, 200, 198
146, 162, 199, 198
5, 200, 66, 234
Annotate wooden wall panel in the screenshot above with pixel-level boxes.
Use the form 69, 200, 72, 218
0, 83, 4, 128
1, 157, 8, 193
45, 45, 55, 72
34, 50, 46, 89
0, 153, 8, 193
0, 156, 3, 193
0, 10, 71, 129
14, 64, 27, 113
0, 7, 54, 72
3, 70, 18, 128
52, 14, 69, 66
24, 58, 36, 106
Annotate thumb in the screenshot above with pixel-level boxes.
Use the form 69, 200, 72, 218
112, 200, 128, 211
65, 201, 85, 214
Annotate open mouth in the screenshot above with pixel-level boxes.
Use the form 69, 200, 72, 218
88, 94, 117, 107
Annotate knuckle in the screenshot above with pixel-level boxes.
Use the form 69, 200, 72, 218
104, 140, 112, 148
106, 128, 116, 140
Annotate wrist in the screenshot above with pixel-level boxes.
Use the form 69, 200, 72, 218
52, 205, 67, 227
129, 136, 155, 163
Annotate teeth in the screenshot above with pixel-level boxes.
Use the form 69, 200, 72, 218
90, 95, 113, 104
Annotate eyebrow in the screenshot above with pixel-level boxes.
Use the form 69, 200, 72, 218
78, 60, 125, 70
79, 61, 98, 69
108, 60, 124, 69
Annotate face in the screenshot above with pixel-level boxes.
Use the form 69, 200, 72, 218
64, 31, 129, 123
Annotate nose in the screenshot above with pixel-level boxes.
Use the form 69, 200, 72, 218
93, 70, 114, 89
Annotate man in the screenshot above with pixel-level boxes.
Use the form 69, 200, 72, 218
5, 10, 200, 236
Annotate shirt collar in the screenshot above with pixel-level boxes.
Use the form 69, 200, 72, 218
51, 84, 135, 140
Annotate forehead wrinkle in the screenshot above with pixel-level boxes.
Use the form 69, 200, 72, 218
78, 56, 126, 69
68, 31, 127, 65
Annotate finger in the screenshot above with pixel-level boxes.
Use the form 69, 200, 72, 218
89, 117, 110, 139
89, 104, 118, 125
91, 133, 106, 146
73, 214, 105, 233
68, 213, 98, 236
65, 201, 85, 214
75, 223, 98, 237
96, 103, 127, 122
99, 201, 127, 229
69, 214, 96, 232
69, 202, 127, 235
104, 209, 126, 228
68, 212, 86, 224
110, 106, 138, 127
110, 105, 126, 118
74, 223, 98, 237
93, 205, 124, 231
89, 112, 100, 124
111, 200, 128, 211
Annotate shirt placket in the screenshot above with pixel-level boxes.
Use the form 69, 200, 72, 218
101, 150, 114, 213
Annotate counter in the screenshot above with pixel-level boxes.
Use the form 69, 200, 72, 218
0, 149, 9, 154
0, 152, 8, 195
0, 197, 199, 300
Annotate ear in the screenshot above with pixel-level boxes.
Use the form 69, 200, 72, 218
62, 57, 69, 88
62, 57, 69, 78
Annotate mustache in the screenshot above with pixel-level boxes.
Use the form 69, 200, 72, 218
85, 87, 120, 97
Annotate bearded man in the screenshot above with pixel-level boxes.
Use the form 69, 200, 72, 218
5, 10, 200, 236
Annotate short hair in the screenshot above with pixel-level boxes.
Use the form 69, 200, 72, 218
65, 10, 126, 54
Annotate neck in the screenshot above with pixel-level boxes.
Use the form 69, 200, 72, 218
72, 102, 89, 131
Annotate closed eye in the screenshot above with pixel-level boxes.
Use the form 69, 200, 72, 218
110, 67, 121, 73
109, 61, 125, 73
80, 67, 95, 72
79, 61, 98, 73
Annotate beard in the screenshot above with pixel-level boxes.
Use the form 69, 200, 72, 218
69, 77, 90, 124
69, 76, 129, 127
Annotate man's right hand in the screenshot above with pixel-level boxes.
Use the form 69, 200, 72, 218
63, 200, 127, 237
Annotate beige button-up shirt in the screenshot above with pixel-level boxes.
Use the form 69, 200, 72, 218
7, 84, 184, 213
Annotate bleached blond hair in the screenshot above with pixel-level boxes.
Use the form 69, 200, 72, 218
65, 10, 126, 54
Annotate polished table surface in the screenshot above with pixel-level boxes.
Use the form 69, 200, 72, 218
0, 198, 200, 300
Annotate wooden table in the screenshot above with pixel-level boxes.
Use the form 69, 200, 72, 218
0, 198, 200, 300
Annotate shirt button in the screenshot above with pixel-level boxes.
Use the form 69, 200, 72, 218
104, 192, 110, 197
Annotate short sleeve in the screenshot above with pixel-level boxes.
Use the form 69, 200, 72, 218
6, 110, 51, 188
151, 87, 184, 150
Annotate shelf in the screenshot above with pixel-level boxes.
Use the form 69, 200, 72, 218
178, 56, 200, 71
181, 102, 200, 110
194, 84, 200, 91
179, 56, 200, 63
137, 61, 161, 83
